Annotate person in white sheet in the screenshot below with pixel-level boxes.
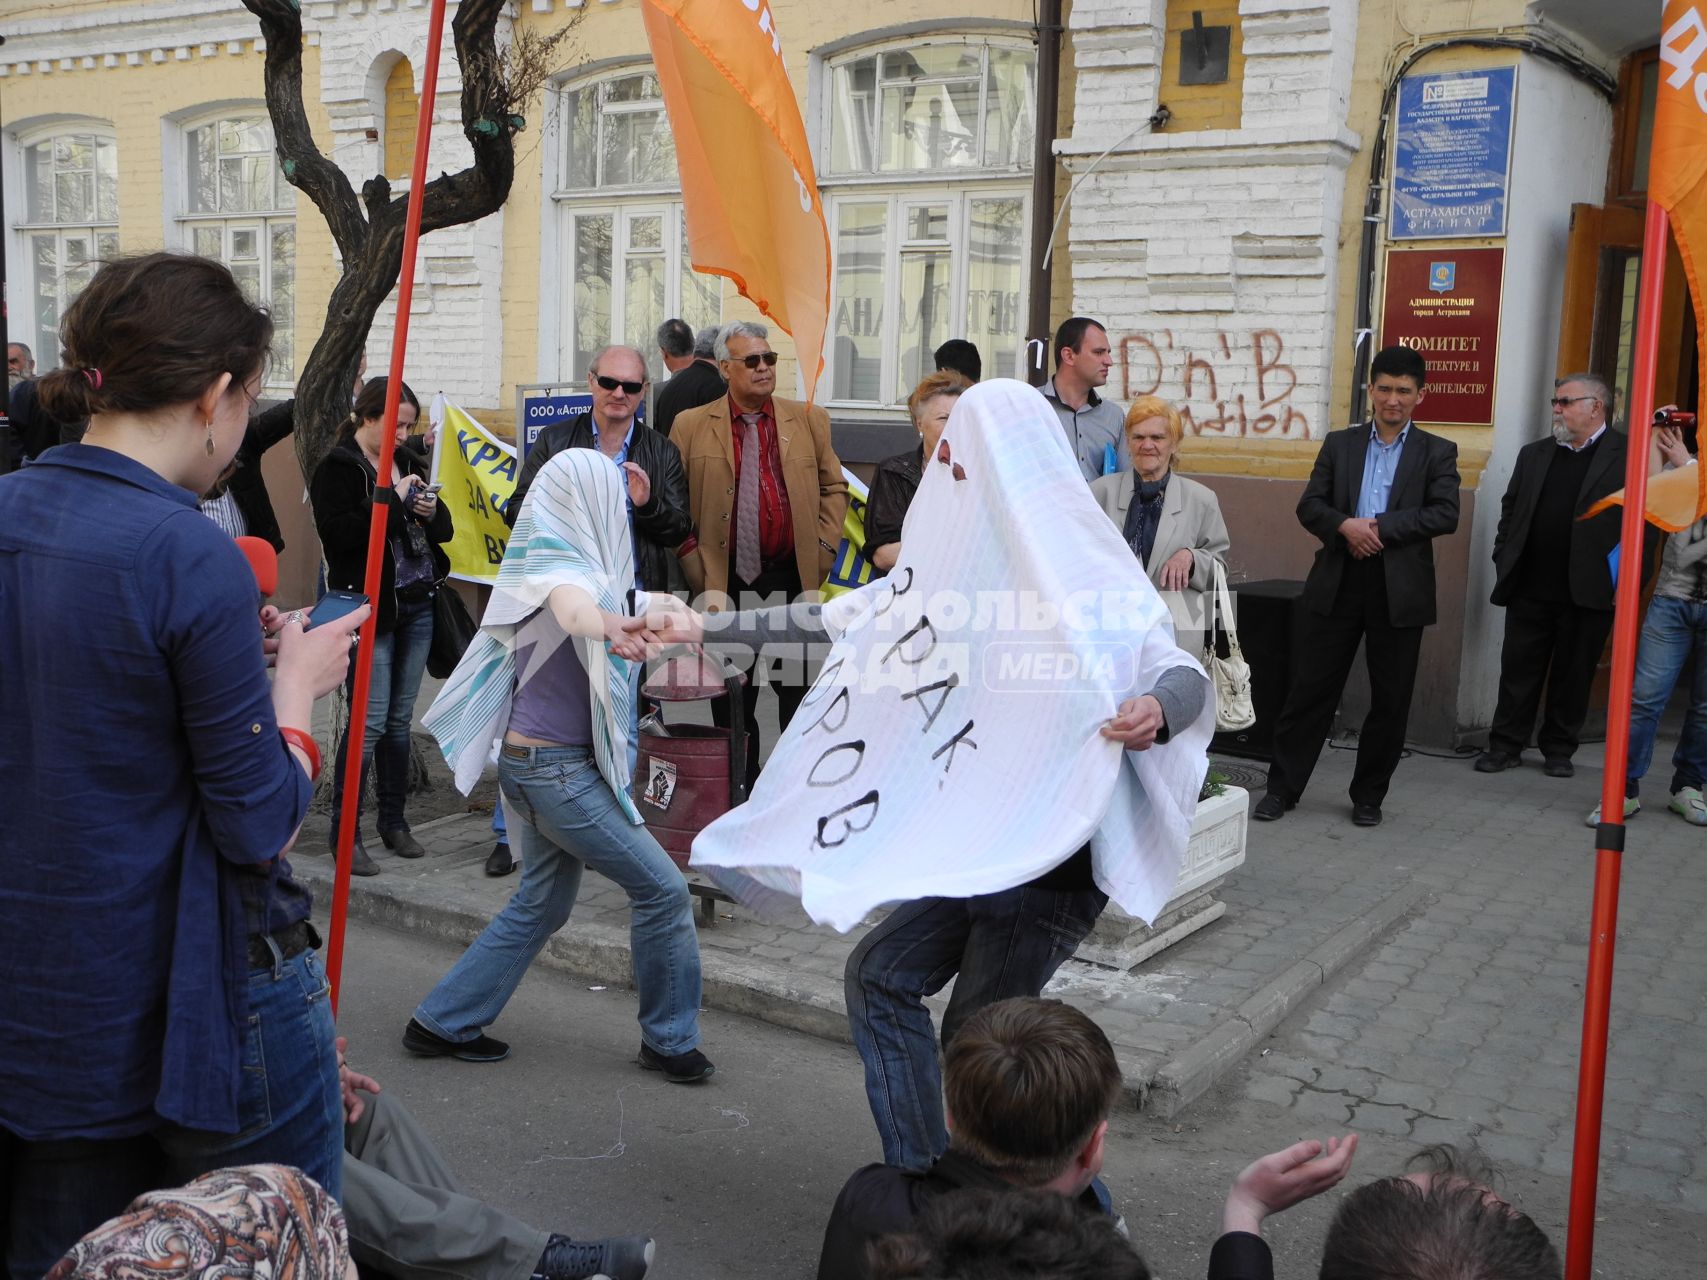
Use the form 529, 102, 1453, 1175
634, 379, 1212, 1169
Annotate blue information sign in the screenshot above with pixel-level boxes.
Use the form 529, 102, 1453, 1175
1390, 66, 1516, 241
518, 391, 645, 458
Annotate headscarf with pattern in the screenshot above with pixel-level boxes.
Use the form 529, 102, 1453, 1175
425, 448, 642, 821
46, 1165, 349, 1280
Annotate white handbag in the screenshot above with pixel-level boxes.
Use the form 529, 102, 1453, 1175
1202, 561, 1256, 731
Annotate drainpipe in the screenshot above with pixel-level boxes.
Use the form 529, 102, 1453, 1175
1024, 0, 1062, 386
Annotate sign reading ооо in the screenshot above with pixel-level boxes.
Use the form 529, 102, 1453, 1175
1391, 66, 1516, 241
516, 389, 645, 458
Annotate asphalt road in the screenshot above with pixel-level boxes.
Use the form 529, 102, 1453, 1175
333, 916, 1705, 1279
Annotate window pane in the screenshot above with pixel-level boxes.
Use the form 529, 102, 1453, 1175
96, 138, 120, 222
97, 232, 120, 259
983, 48, 1036, 168
882, 46, 981, 81
904, 204, 949, 242
194, 226, 223, 258
33, 234, 59, 364
679, 210, 720, 337
231, 227, 260, 261
829, 57, 877, 175
54, 170, 93, 224
629, 214, 663, 250
965, 197, 1025, 381
880, 80, 980, 171
25, 142, 54, 222
270, 222, 297, 382
831, 203, 886, 402
231, 261, 262, 303
1633, 58, 1659, 192
606, 73, 661, 103
626, 255, 667, 380
572, 214, 614, 378
562, 85, 597, 189
897, 248, 952, 401
221, 156, 277, 213
602, 107, 675, 185
188, 126, 218, 214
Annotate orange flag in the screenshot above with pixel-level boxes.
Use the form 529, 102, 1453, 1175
1594, 3, 1707, 530
641, 0, 830, 402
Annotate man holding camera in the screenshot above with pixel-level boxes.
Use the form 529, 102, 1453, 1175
1477, 374, 1645, 777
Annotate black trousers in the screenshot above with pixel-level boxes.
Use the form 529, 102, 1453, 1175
710, 558, 806, 791
1488, 595, 1615, 761
1266, 559, 1424, 808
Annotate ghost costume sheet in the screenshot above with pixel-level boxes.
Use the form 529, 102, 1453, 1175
688, 379, 1212, 931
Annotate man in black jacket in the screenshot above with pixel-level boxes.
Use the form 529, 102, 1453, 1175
507, 345, 693, 592
1255, 346, 1461, 828
653, 325, 726, 439
1476, 373, 1638, 777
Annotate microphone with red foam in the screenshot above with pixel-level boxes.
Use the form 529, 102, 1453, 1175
236, 535, 278, 598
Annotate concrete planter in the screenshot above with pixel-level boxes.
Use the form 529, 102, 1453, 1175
1076, 785, 1250, 971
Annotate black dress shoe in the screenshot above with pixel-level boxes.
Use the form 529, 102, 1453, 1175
1474, 750, 1521, 772
637, 1043, 715, 1083
1543, 757, 1575, 778
1351, 803, 1383, 827
380, 827, 427, 858
402, 1017, 511, 1062
1253, 793, 1294, 821
485, 841, 516, 877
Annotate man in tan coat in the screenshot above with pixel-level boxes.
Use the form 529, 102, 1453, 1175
671, 320, 847, 788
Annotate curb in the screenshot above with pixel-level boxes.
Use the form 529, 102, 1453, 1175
1143, 881, 1429, 1118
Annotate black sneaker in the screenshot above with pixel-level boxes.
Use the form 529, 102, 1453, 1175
402, 1017, 511, 1062
637, 1043, 715, 1083
533, 1232, 654, 1280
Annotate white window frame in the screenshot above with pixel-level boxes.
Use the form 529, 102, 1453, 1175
549, 69, 722, 383
171, 108, 296, 390
9, 121, 119, 370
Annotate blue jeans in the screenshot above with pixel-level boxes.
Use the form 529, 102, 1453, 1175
1, 950, 342, 1280
414, 745, 704, 1055
332, 595, 435, 834
1626, 594, 1707, 796
844, 884, 1109, 1170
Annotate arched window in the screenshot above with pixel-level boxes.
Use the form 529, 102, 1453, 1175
179, 113, 296, 386
14, 126, 118, 369
553, 70, 721, 382
820, 38, 1034, 408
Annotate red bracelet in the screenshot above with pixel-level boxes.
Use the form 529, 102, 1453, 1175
280, 727, 322, 783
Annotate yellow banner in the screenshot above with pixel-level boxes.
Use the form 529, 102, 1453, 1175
432, 403, 516, 582
641, 0, 830, 401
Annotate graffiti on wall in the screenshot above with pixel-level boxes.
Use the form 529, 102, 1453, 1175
1117, 328, 1313, 437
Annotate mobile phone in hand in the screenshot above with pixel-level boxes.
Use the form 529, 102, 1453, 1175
305, 589, 369, 630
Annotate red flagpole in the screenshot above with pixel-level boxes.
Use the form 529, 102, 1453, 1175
326, 0, 449, 1014
1564, 199, 1669, 1280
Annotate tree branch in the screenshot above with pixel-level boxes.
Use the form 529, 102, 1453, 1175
241, 0, 367, 261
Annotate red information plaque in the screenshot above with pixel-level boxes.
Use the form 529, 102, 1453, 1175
1378, 247, 1505, 427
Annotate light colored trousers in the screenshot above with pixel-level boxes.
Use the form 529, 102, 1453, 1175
345, 1089, 548, 1280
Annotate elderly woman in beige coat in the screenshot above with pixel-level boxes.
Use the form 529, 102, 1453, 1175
1090, 394, 1230, 654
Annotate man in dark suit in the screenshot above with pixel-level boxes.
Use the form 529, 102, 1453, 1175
1475, 373, 1635, 777
1255, 346, 1461, 827
654, 324, 726, 438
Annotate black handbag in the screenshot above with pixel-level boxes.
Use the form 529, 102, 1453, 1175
427, 583, 477, 679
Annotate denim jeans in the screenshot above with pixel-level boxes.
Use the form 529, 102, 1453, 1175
844, 884, 1109, 1171
1, 950, 342, 1280
332, 595, 435, 835
414, 745, 704, 1055
1625, 594, 1707, 796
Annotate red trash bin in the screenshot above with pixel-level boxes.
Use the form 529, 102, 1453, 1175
633, 648, 748, 871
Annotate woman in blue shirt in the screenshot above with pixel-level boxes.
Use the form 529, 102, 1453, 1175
0, 253, 369, 1280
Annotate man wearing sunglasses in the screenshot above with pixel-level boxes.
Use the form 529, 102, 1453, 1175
1478, 373, 1654, 777
506, 344, 693, 596
671, 320, 849, 788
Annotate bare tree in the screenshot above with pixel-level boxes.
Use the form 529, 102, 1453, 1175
242, 0, 572, 480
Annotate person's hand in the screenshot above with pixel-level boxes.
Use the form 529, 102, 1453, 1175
1339, 516, 1384, 559
622, 461, 651, 507
625, 598, 704, 647
604, 612, 651, 662
1101, 694, 1166, 750
1655, 406, 1691, 469
1222, 1135, 1358, 1236
395, 473, 422, 501
260, 604, 286, 668
1158, 548, 1195, 592
273, 600, 371, 698
335, 1035, 381, 1126
410, 486, 439, 518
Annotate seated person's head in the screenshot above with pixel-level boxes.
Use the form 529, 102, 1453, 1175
942, 998, 1122, 1196
1319, 1145, 1561, 1280
867, 1187, 1149, 1280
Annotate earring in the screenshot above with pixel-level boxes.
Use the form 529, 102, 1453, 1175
205, 421, 215, 456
